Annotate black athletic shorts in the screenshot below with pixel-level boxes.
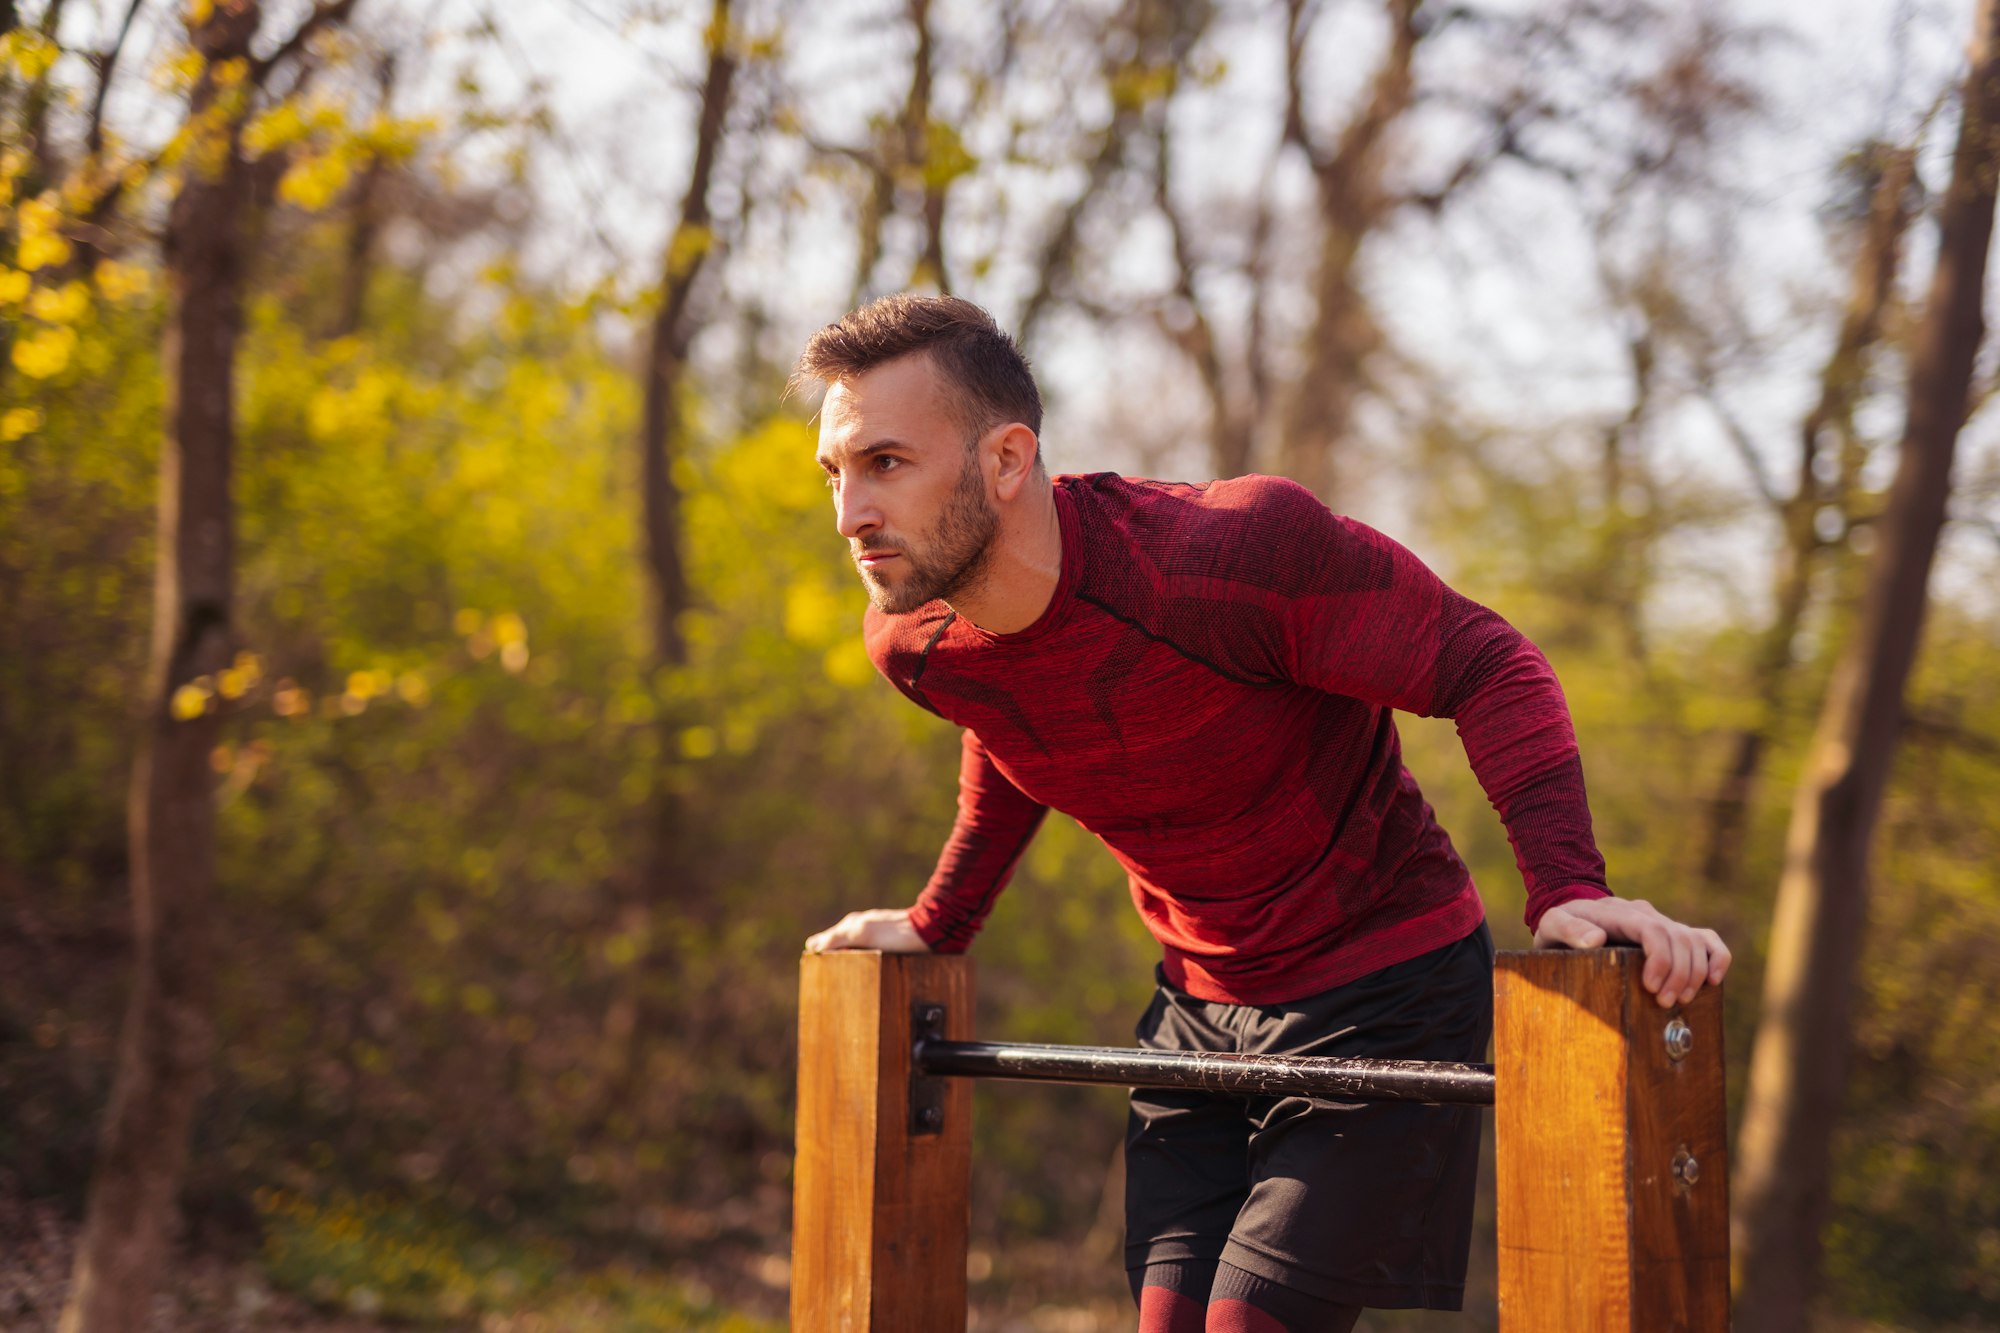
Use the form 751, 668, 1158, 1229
1123, 919, 1494, 1311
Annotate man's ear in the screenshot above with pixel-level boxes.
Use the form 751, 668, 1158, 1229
988, 422, 1041, 501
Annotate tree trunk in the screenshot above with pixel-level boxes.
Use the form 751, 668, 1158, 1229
332, 53, 398, 340
1699, 144, 1918, 890
596, 0, 738, 1139
904, 0, 948, 292
57, 5, 262, 1330
1730, 4, 2000, 1327
1276, 0, 1420, 499
17, 0, 67, 191
639, 0, 734, 670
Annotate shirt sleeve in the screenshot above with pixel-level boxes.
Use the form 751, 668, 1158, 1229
907, 728, 1050, 952
1249, 480, 1611, 931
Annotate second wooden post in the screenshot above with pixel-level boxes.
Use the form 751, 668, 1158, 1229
792, 950, 974, 1331
1493, 947, 1730, 1332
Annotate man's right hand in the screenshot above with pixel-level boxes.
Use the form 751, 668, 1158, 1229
804, 907, 932, 954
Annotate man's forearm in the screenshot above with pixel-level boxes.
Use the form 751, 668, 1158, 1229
1433, 603, 1611, 923
906, 728, 1049, 952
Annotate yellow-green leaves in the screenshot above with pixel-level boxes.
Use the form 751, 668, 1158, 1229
13, 198, 72, 272
0, 408, 45, 442
170, 681, 213, 720
279, 151, 352, 210
920, 118, 977, 190
11, 325, 77, 379
249, 94, 440, 213
93, 259, 153, 303
1, 28, 60, 80
27, 280, 90, 324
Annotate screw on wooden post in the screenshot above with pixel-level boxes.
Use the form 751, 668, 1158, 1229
1494, 947, 1730, 1332
791, 951, 974, 1331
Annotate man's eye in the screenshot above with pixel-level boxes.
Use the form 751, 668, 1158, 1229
874, 456, 900, 472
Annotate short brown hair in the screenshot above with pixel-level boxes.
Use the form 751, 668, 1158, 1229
790, 294, 1043, 438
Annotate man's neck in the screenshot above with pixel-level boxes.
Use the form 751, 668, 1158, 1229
947, 477, 1062, 634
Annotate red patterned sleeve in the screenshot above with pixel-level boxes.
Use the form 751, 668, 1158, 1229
1248, 479, 1611, 931
906, 728, 1050, 952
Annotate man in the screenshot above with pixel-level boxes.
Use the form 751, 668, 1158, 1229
797, 294, 1729, 1333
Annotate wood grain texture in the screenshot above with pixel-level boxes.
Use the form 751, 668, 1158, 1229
1626, 973, 1729, 1332
1496, 949, 1731, 1333
792, 952, 973, 1332
793, 952, 881, 1330
1495, 949, 1634, 1333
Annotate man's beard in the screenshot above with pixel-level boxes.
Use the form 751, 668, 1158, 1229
855, 455, 999, 614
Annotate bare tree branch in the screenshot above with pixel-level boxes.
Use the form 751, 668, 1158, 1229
1281, 0, 1328, 172
1019, 0, 1213, 348
84, 0, 147, 158
1150, 118, 1247, 476
247, 0, 362, 90
1691, 378, 1782, 509
1276, 0, 1421, 496
1905, 707, 2000, 761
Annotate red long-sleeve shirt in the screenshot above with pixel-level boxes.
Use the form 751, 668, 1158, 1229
864, 472, 1610, 1005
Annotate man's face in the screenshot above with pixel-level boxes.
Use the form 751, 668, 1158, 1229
816, 354, 999, 614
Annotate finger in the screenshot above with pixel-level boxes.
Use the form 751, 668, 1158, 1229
1659, 929, 1694, 1008
1656, 928, 1688, 1000
1705, 930, 1732, 983
1679, 934, 1709, 1005
808, 914, 862, 953
1641, 922, 1674, 996
1570, 918, 1609, 948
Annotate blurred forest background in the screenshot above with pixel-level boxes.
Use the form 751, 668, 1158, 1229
3, 0, 1999, 1329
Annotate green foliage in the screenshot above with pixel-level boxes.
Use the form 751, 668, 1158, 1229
257, 1189, 775, 1329
1818, 610, 2000, 1324
0, 261, 163, 897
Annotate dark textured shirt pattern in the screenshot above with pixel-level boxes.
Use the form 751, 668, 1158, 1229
863, 472, 1611, 1005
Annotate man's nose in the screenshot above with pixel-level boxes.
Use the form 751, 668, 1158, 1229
834, 480, 881, 542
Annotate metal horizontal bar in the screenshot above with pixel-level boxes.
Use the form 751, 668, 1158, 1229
915, 1039, 1495, 1106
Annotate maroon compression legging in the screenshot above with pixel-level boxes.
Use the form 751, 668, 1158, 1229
1133, 1259, 1362, 1333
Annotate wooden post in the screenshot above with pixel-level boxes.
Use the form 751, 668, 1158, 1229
792, 951, 974, 1331
1494, 948, 1730, 1332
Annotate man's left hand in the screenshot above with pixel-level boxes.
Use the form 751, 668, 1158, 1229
1532, 896, 1731, 1009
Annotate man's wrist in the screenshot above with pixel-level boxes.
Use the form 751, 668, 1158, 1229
1525, 883, 1613, 934
905, 900, 947, 951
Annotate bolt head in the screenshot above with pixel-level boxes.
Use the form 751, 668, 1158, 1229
1664, 1018, 1694, 1061
918, 1106, 943, 1129
1672, 1148, 1699, 1185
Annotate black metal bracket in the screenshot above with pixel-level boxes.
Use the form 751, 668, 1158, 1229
909, 1001, 947, 1135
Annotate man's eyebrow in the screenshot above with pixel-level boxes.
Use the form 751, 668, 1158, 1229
819, 439, 910, 469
